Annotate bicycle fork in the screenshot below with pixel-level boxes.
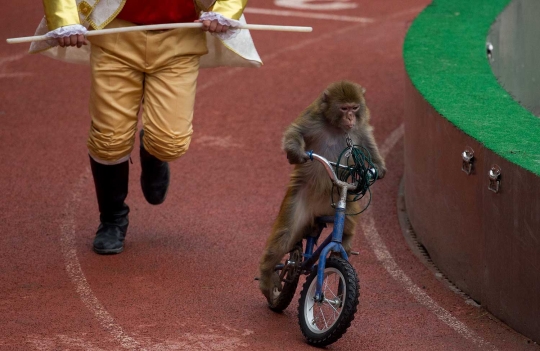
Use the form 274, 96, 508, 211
302, 184, 350, 302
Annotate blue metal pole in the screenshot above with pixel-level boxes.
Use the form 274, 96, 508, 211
313, 205, 350, 300
302, 233, 333, 271
305, 236, 316, 258
332, 208, 345, 243
314, 242, 338, 300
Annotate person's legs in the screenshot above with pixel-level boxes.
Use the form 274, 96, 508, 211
139, 29, 202, 204
87, 20, 146, 253
140, 54, 200, 162
87, 22, 205, 252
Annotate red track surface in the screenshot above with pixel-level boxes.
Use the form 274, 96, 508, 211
1, 1, 539, 350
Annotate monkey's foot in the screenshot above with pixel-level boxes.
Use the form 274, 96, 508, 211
258, 279, 272, 302
258, 272, 280, 303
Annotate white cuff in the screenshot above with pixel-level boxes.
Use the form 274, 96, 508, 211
199, 12, 241, 40
45, 24, 88, 46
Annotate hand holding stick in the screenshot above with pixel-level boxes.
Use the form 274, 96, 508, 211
6, 22, 313, 44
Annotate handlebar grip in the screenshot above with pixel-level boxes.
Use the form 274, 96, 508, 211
367, 168, 377, 181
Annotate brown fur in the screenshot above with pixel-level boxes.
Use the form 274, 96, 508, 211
258, 81, 386, 301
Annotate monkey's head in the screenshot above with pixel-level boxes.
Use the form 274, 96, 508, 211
320, 81, 367, 132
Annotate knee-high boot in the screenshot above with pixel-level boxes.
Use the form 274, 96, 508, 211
139, 130, 170, 205
89, 156, 129, 254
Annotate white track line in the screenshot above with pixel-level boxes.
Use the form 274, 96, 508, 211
274, 0, 358, 11
60, 171, 146, 350
244, 7, 373, 23
361, 123, 497, 351
0, 53, 33, 78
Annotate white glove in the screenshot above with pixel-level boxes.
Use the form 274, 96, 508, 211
45, 24, 88, 46
199, 12, 241, 40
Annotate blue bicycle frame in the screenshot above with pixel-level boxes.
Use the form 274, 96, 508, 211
300, 151, 358, 302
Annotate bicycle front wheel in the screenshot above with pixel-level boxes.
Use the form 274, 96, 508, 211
298, 256, 359, 346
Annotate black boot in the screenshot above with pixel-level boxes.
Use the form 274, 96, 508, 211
139, 130, 170, 205
90, 157, 129, 254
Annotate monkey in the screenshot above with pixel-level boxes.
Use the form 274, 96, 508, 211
258, 80, 386, 301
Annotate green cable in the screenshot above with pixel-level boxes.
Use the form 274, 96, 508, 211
331, 145, 378, 216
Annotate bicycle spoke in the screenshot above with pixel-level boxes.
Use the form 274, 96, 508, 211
320, 306, 329, 329
323, 274, 329, 292
327, 286, 338, 299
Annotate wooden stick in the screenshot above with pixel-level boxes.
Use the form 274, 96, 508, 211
6, 23, 313, 44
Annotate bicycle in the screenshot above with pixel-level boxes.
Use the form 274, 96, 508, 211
267, 145, 378, 347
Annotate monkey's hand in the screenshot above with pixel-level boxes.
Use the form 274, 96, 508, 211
376, 165, 387, 179
286, 149, 310, 164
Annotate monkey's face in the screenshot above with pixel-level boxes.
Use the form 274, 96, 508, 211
321, 81, 366, 133
339, 103, 361, 130
326, 100, 363, 132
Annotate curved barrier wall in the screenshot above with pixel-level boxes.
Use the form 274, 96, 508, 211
488, 0, 540, 116
403, 0, 540, 342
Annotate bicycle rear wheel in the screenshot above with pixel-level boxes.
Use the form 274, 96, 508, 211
268, 243, 303, 312
298, 256, 359, 346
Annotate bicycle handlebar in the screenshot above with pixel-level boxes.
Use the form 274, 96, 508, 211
307, 151, 360, 191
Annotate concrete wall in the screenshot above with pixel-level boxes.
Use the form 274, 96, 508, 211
404, 76, 540, 341
488, 0, 540, 116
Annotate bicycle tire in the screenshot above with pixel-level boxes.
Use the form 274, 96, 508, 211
298, 256, 359, 346
268, 244, 303, 312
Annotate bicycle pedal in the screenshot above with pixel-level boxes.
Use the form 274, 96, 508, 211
350, 251, 359, 255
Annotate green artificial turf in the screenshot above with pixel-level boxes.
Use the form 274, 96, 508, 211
404, 0, 540, 176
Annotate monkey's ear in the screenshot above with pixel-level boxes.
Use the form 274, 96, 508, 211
322, 90, 330, 102
361, 87, 367, 94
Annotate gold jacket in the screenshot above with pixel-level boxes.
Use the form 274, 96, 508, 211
30, 0, 262, 68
